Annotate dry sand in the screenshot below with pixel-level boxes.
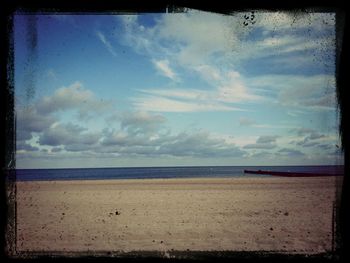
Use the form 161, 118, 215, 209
15, 176, 342, 255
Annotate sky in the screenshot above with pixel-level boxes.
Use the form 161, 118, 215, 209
14, 10, 344, 168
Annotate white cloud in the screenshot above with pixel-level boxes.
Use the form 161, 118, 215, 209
139, 88, 208, 101
152, 59, 177, 80
39, 122, 100, 147
227, 12, 335, 69
253, 123, 297, 129
257, 135, 279, 144
36, 81, 111, 115
239, 117, 297, 130
132, 66, 263, 113
277, 148, 305, 157
212, 134, 256, 148
216, 70, 263, 103
16, 106, 55, 134
289, 128, 340, 152
96, 31, 117, 57
156, 131, 245, 158
131, 95, 243, 112
243, 143, 276, 150
255, 34, 330, 55
117, 10, 334, 114
117, 10, 335, 73
155, 10, 239, 66
243, 135, 278, 149
194, 65, 221, 82
118, 14, 165, 57
120, 111, 167, 136
117, 11, 240, 75
239, 117, 256, 126
171, 67, 263, 103
248, 74, 337, 110
16, 81, 114, 156
235, 33, 334, 67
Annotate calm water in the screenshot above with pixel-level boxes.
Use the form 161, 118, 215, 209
12, 165, 344, 181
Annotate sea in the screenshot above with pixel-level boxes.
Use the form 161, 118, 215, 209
12, 165, 344, 181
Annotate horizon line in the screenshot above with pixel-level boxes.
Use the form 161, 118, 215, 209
13, 164, 344, 170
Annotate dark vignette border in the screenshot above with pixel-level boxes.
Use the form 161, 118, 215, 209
1, 0, 348, 262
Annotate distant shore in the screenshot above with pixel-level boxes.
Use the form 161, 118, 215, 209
15, 176, 342, 255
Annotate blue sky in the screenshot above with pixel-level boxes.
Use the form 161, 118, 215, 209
14, 11, 343, 168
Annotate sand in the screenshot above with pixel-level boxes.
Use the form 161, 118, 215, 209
14, 176, 342, 255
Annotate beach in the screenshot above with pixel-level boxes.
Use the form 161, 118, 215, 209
15, 176, 342, 255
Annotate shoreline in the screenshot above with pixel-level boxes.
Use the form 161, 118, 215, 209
15, 176, 342, 254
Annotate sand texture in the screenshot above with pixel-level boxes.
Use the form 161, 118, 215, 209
15, 177, 342, 255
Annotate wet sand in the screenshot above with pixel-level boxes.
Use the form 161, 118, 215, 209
15, 176, 342, 255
